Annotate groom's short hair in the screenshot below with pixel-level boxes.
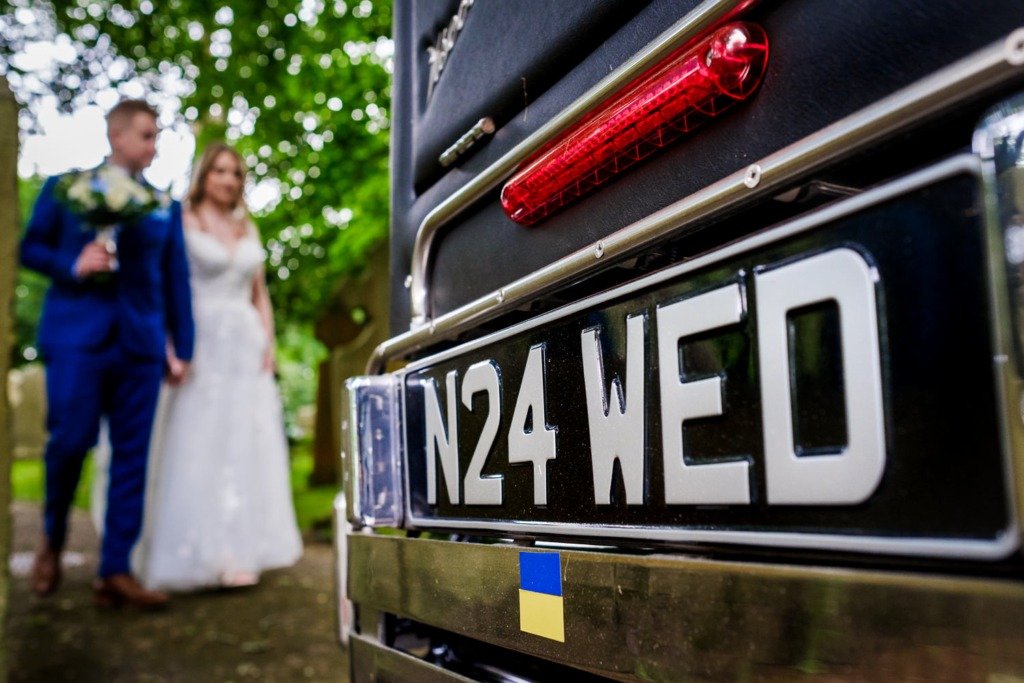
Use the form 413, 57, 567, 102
107, 99, 158, 133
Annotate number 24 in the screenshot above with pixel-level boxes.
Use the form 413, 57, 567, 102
424, 345, 557, 507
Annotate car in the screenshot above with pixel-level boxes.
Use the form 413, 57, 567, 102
338, 1, 1024, 679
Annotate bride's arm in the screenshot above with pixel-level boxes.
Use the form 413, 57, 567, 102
248, 221, 277, 372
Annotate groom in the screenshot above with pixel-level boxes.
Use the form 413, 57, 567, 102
20, 99, 194, 609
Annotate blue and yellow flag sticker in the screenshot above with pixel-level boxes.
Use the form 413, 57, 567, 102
518, 551, 564, 642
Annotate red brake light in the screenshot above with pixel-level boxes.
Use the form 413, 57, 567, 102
500, 22, 770, 226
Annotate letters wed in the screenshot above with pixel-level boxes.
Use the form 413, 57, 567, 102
422, 248, 887, 510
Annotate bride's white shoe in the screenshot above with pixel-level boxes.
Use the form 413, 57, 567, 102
221, 571, 259, 588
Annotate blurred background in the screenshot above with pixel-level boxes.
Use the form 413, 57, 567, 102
0, 0, 395, 536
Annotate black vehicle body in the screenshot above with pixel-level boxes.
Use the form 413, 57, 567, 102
339, 1, 1024, 679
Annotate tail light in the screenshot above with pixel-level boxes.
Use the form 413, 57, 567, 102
501, 22, 770, 226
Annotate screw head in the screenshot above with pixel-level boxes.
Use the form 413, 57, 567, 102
1007, 28, 1024, 65
744, 164, 762, 188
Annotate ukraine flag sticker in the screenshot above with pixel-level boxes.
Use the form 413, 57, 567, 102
518, 551, 565, 642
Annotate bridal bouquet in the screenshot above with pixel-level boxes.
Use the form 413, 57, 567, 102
54, 164, 169, 270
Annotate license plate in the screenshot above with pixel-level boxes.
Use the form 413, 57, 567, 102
401, 158, 1018, 560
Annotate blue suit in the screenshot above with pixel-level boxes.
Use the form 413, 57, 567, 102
21, 174, 194, 578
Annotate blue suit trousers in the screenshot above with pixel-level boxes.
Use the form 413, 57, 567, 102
43, 342, 163, 578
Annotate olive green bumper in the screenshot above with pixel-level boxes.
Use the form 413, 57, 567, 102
348, 533, 1024, 680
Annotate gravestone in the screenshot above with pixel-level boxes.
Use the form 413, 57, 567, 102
8, 363, 47, 459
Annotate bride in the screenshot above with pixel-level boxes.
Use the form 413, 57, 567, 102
94, 142, 302, 590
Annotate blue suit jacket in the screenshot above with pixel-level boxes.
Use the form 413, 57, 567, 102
20, 175, 195, 362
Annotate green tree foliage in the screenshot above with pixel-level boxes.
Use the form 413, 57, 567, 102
1, 0, 392, 330
14, 175, 46, 366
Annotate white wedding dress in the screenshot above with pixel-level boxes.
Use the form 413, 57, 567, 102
93, 228, 303, 590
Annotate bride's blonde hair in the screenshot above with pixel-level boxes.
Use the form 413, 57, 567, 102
186, 141, 249, 212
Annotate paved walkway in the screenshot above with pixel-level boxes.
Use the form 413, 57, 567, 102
7, 502, 349, 682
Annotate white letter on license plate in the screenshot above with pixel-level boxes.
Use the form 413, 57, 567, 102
581, 314, 647, 505
756, 248, 886, 505
657, 283, 751, 505
424, 370, 460, 505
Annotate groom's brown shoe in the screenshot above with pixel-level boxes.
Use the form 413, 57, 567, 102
30, 538, 61, 597
93, 574, 169, 610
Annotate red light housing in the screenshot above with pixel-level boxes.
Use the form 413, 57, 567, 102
500, 22, 770, 226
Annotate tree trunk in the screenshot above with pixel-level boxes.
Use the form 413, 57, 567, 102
0, 76, 21, 678
310, 246, 391, 488
309, 358, 338, 486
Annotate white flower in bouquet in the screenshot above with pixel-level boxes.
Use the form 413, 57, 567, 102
66, 175, 96, 209
128, 181, 152, 205
105, 182, 131, 212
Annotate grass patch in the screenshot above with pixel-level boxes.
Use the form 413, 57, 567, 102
11, 458, 44, 505
11, 442, 337, 536
289, 442, 338, 535
11, 455, 94, 510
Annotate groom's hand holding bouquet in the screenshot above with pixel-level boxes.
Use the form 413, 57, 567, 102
54, 164, 169, 279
